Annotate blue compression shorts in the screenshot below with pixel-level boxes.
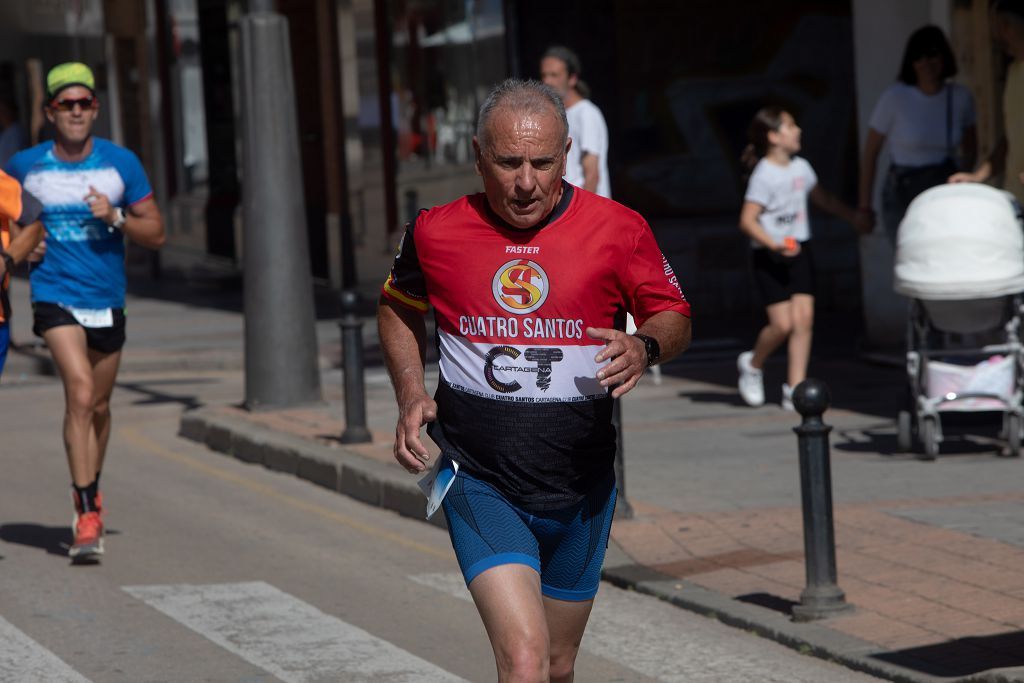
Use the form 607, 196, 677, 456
0, 322, 8, 377
441, 470, 617, 602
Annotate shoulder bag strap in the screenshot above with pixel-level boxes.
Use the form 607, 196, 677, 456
946, 85, 953, 158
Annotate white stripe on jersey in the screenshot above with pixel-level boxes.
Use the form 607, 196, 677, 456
0, 616, 93, 683
124, 581, 467, 683
23, 167, 126, 209
438, 330, 609, 402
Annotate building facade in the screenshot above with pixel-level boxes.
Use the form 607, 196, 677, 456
0, 0, 1006, 342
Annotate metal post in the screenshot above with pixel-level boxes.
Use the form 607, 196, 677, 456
238, 3, 322, 410
612, 398, 634, 519
791, 379, 853, 621
339, 290, 371, 443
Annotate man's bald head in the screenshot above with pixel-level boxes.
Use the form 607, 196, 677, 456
476, 78, 567, 152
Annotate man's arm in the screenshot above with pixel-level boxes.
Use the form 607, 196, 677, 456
85, 187, 165, 250
123, 197, 166, 250
587, 309, 691, 399
581, 152, 600, 193
378, 296, 437, 474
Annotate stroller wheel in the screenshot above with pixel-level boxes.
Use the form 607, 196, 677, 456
918, 417, 939, 461
1005, 414, 1021, 458
897, 411, 914, 452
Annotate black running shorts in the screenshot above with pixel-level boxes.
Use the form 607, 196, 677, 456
32, 302, 126, 354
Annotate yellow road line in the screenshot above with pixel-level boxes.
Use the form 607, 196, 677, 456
119, 425, 451, 560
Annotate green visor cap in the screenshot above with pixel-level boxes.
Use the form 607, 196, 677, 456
47, 62, 96, 99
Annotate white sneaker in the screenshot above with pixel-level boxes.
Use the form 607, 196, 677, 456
781, 383, 795, 411
737, 351, 765, 406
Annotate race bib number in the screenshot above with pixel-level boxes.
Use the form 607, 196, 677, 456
417, 453, 459, 520
65, 306, 114, 328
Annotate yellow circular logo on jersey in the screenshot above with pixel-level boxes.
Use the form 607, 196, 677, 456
492, 259, 549, 315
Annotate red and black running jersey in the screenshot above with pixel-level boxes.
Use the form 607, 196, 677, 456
382, 184, 691, 511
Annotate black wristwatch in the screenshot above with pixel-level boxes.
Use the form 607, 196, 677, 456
633, 333, 660, 368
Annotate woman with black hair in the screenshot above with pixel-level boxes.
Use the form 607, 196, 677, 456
859, 25, 977, 243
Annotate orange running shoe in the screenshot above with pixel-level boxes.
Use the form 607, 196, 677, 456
69, 511, 104, 564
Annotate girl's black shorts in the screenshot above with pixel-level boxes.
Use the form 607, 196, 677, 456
751, 241, 816, 306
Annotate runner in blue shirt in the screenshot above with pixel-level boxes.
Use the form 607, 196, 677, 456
6, 62, 165, 563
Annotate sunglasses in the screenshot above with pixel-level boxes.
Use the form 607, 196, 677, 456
49, 96, 96, 112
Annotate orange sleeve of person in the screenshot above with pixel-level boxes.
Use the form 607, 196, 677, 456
0, 170, 23, 223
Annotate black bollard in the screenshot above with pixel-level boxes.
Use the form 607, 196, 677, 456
791, 379, 852, 622
339, 290, 371, 444
611, 398, 634, 520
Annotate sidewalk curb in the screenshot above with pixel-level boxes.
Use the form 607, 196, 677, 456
10, 344, 244, 374
600, 554, 930, 683
178, 406, 1024, 683
601, 567, 1024, 683
9, 345, 338, 375
179, 407, 446, 530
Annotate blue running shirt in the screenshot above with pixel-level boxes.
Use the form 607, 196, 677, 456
5, 138, 152, 308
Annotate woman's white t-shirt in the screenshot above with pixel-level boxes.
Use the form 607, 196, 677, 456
868, 82, 976, 167
744, 156, 817, 248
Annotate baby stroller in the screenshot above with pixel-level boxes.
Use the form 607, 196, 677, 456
893, 183, 1024, 459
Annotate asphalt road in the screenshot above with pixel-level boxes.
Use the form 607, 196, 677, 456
0, 369, 882, 682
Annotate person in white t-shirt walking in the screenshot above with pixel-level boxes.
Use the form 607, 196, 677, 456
860, 25, 977, 243
540, 46, 610, 198
737, 107, 869, 410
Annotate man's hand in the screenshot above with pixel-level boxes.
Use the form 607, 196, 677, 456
394, 394, 438, 474
588, 326, 647, 398
84, 185, 118, 225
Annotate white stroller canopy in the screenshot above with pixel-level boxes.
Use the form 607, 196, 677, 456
894, 183, 1024, 300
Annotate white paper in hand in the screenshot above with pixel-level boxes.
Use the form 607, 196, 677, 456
417, 453, 459, 519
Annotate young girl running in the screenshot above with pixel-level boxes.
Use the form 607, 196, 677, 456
737, 107, 868, 410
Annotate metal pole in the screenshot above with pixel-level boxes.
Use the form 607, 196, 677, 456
239, 4, 322, 410
339, 290, 371, 443
612, 398, 634, 520
790, 379, 853, 621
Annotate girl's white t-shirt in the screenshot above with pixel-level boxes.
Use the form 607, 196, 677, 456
868, 82, 976, 167
744, 156, 817, 248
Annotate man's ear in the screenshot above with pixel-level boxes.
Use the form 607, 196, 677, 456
472, 136, 483, 177
44, 106, 55, 125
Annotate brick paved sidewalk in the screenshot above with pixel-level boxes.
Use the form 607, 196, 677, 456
611, 497, 1024, 679
186, 390, 1024, 683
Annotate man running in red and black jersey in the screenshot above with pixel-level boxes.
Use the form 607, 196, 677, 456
378, 78, 691, 683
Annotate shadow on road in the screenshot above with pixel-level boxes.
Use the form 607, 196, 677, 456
873, 630, 1024, 677
0, 523, 121, 558
0, 523, 72, 556
116, 378, 212, 410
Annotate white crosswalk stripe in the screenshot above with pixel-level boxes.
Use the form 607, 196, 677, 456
123, 581, 468, 683
0, 615, 93, 683
408, 572, 876, 683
